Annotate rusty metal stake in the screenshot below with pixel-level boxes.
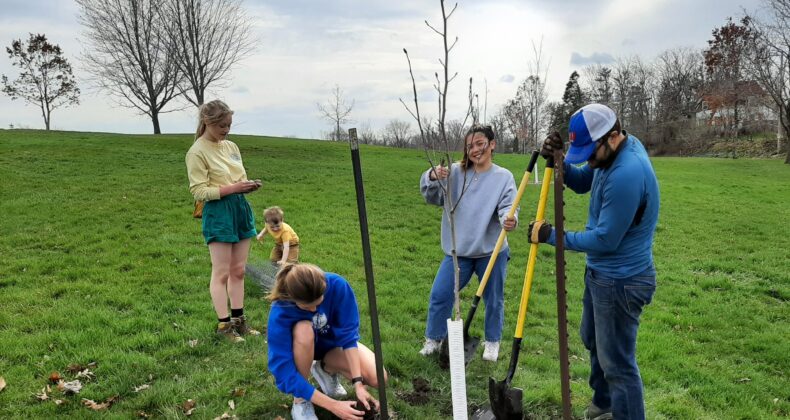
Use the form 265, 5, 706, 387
554, 150, 572, 420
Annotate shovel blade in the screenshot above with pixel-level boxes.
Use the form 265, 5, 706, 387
470, 406, 497, 420
464, 335, 481, 365
488, 377, 523, 420
439, 334, 481, 368
438, 338, 450, 369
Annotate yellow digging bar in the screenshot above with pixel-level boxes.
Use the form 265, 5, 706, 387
514, 162, 554, 339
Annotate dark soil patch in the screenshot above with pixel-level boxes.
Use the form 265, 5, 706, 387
396, 377, 437, 406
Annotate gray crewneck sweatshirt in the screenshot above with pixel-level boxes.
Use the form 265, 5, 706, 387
420, 162, 518, 258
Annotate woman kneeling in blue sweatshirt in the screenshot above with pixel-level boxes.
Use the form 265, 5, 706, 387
267, 263, 387, 420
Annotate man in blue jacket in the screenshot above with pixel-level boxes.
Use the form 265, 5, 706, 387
530, 103, 659, 420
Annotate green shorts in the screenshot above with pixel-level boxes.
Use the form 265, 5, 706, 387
202, 194, 257, 244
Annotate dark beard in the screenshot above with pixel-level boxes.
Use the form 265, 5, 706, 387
588, 137, 625, 169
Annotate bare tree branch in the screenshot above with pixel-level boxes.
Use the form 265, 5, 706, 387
77, 0, 183, 134
163, 0, 255, 107
317, 84, 354, 141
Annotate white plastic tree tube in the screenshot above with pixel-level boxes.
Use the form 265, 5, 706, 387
447, 318, 468, 420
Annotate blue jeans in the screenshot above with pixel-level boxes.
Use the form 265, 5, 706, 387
581, 266, 656, 420
425, 250, 509, 342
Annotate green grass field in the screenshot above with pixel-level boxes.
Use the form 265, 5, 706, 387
0, 129, 788, 419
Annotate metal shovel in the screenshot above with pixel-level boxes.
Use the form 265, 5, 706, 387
477, 157, 555, 420
439, 151, 540, 368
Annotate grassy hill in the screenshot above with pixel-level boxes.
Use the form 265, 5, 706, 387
0, 129, 787, 419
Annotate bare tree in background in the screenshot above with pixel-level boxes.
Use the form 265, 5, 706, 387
501, 40, 549, 154
317, 84, 354, 141
382, 119, 412, 147
611, 56, 656, 137
487, 113, 508, 151
164, 0, 255, 107
77, 0, 182, 134
1, 33, 79, 130
653, 47, 705, 153
745, 0, 790, 162
358, 120, 378, 144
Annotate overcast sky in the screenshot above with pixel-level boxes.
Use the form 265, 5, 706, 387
0, 0, 762, 139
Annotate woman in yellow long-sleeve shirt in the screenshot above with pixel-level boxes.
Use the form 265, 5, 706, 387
185, 100, 263, 342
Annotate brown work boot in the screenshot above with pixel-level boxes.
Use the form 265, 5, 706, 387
216, 321, 245, 343
231, 315, 261, 336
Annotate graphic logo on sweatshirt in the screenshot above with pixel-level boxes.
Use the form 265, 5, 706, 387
312, 312, 329, 335
230, 153, 241, 162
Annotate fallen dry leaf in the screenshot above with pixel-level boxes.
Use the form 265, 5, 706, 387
230, 388, 245, 398
137, 411, 151, 418
49, 372, 62, 383
34, 385, 51, 401
188, 339, 199, 348
54, 399, 65, 406
82, 399, 109, 411
133, 384, 150, 393
183, 399, 196, 416
736, 377, 751, 383
57, 379, 83, 395
76, 369, 95, 381
65, 364, 84, 374
213, 413, 237, 420
228, 400, 235, 410
0, 376, 6, 392
82, 395, 119, 411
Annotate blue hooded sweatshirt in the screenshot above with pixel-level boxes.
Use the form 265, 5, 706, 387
267, 273, 361, 400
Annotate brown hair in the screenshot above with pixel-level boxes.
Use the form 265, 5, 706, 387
461, 124, 496, 169
264, 206, 284, 224
267, 263, 327, 303
195, 100, 233, 140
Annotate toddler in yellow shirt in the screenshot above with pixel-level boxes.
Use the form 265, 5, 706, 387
257, 206, 300, 265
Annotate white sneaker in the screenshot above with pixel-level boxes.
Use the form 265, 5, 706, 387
482, 341, 500, 361
291, 400, 318, 420
311, 361, 347, 398
419, 338, 442, 356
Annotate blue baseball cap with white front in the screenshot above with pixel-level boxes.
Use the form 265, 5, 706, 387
566, 103, 617, 164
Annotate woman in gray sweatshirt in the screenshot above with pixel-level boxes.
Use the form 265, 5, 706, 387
418, 125, 518, 362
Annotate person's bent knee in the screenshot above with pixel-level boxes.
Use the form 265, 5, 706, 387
364, 367, 388, 388
292, 321, 314, 348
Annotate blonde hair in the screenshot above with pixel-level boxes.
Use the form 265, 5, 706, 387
195, 100, 233, 140
264, 206, 284, 223
267, 263, 327, 303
